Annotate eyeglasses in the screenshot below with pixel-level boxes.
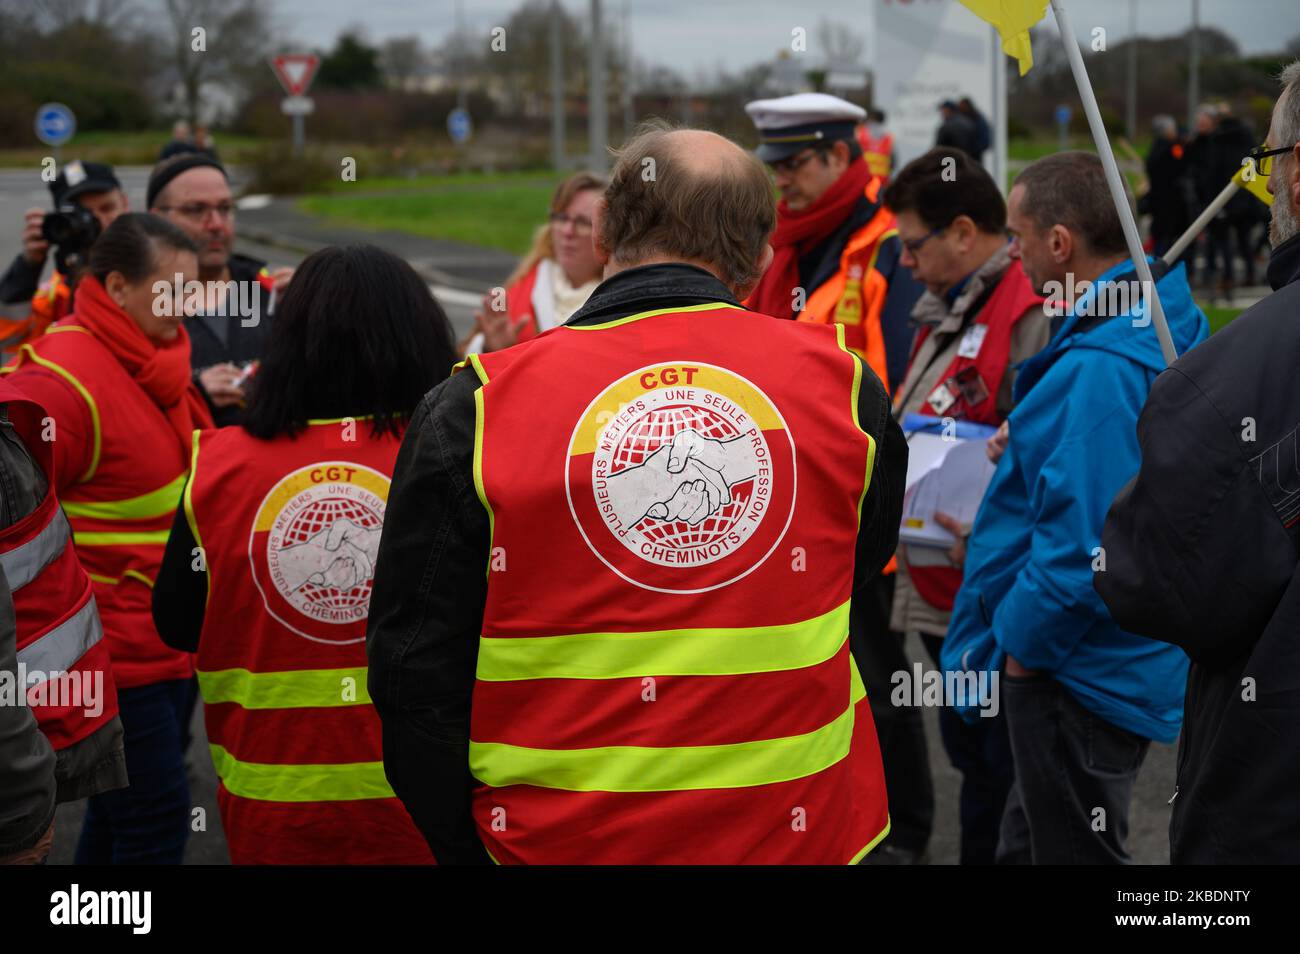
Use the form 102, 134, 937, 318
549, 212, 593, 236
768, 149, 821, 176
155, 202, 236, 223
1246, 142, 1297, 177
901, 226, 947, 254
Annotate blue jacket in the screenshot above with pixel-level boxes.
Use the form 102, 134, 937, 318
941, 259, 1209, 742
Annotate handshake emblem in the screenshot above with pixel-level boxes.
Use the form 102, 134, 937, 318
275, 518, 384, 593
606, 428, 758, 529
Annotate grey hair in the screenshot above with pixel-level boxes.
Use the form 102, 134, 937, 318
1278, 60, 1300, 150
1152, 114, 1176, 136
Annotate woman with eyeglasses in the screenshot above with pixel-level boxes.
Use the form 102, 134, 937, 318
464, 171, 606, 354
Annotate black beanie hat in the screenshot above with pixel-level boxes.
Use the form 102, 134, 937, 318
147, 153, 228, 210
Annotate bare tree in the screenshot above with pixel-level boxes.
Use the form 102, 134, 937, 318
160, 0, 273, 125
817, 17, 865, 66
380, 35, 425, 90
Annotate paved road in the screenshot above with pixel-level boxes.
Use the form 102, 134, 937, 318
0, 167, 488, 338
0, 165, 1178, 865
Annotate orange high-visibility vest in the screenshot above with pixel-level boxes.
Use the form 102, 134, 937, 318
465, 302, 890, 864
793, 180, 900, 395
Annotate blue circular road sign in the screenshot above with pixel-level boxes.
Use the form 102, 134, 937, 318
35, 102, 76, 147
447, 107, 473, 144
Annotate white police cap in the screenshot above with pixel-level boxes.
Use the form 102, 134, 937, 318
744, 93, 867, 162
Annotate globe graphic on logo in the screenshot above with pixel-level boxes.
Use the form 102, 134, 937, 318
610, 403, 753, 549
280, 495, 382, 610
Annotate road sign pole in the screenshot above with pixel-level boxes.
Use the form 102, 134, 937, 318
293, 115, 304, 158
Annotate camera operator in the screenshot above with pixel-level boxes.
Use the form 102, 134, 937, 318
0, 161, 129, 350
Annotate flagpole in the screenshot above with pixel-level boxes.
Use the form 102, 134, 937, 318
1162, 178, 1238, 266
1049, 0, 1178, 365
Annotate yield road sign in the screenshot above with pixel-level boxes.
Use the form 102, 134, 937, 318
271, 54, 320, 97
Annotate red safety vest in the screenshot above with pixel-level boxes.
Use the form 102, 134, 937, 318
0, 378, 118, 756
2, 323, 193, 688
904, 260, 1044, 610
184, 421, 434, 864
467, 302, 889, 864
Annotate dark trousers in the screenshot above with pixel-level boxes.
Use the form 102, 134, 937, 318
74, 678, 195, 865
920, 634, 1014, 865
849, 574, 934, 855
997, 674, 1149, 865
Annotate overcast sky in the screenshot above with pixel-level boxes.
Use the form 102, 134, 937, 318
271, 0, 1299, 75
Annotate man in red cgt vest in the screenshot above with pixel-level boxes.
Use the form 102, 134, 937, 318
368, 122, 908, 865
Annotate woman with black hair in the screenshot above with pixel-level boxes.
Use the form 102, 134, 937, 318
3, 212, 213, 864
152, 244, 455, 864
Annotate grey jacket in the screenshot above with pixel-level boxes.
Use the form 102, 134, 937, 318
0, 401, 125, 854
889, 246, 1050, 637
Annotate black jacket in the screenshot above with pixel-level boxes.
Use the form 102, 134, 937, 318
186, 253, 277, 427
0, 253, 44, 307
365, 263, 908, 864
1096, 233, 1300, 863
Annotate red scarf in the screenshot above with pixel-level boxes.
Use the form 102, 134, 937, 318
70, 276, 213, 449
747, 157, 873, 318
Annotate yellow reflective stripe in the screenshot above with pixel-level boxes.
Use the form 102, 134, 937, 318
183, 430, 208, 607
209, 743, 395, 802
466, 353, 489, 384
477, 602, 849, 682
73, 529, 171, 546
565, 301, 741, 331
305, 415, 375, 425
8, 342, 101, 482
85, 569, 155, 588
834, 322, 877, 516
472, 386, 495, 579
471, 672, 866, 793
198, 666, 371, 709
62, 472, 186, 521
849, 816, 891, 864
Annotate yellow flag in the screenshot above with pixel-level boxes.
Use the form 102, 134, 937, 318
1233, 161, 1275, 206
959, 0, 1049, 76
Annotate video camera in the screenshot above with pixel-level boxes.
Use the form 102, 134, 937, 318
41, 203, 101, 277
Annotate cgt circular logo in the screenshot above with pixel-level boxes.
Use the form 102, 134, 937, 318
565, 362, 797, 593
249, 463, 389, 644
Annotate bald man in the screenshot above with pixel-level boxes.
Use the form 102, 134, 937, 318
369, 124, 907, 865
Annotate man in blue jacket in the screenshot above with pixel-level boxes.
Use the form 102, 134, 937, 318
941, 152, 1209, 864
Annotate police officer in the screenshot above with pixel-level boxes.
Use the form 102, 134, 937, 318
743, 92, 922, 395
368, 124, 907, 864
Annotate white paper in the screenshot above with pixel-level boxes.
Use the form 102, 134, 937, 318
899, 437, 996, 548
